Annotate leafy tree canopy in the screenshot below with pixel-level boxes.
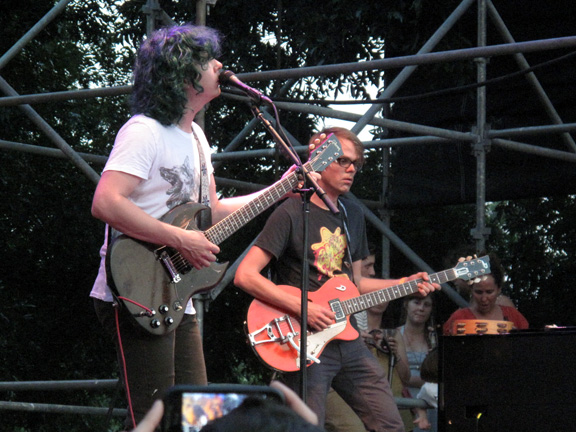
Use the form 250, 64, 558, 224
1, 1, 574, 430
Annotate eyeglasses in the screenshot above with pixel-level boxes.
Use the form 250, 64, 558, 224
335, 157, 363, 171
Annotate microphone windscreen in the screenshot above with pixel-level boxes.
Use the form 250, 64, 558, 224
218, 69, 235, 85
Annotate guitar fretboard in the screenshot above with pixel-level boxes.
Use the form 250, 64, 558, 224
205, 162, 307, 245
342, 269, 457, 316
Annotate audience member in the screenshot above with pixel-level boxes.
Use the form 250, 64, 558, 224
445, 248, 516, 308
200, 396, 324, 432
397, 294, 438, 432
397, 294, 437, 397
443, 253, 529, 335
411, 348, 438, 431
132, 381, 319, 432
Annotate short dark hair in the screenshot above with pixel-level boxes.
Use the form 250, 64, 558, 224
131, 24, 222, 126
420, 347, 438, 383
201, 397, 324, 432
483, 251, 504, 288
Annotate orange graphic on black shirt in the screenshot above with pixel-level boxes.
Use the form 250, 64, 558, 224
311, 226, 347, 280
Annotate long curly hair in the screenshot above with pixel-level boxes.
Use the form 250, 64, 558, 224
130, 24, 222, 126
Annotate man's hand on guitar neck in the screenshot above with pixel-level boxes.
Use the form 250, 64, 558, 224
406, 271, 441, 296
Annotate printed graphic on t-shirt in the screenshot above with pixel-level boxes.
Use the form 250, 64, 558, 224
311, 226, 347, 280
159, 156, 197, 209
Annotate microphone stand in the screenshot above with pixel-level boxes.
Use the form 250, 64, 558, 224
250, 104, 338, 402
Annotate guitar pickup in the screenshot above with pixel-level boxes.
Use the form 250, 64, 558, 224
328, 299, 346, 322
156, 247, 182, 283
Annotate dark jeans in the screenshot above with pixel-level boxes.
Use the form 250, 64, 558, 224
94, 298, 207, 430
282, 337, 404, 432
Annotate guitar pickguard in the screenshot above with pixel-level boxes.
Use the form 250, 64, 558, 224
297, 321, 348, 369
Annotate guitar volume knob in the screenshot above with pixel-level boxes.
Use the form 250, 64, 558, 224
150, 319, 161, 329
159, 304, 169, 314
164, 317, 174, 326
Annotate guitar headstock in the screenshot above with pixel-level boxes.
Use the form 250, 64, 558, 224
453, 255, 491, 284
308, 133, 342, 172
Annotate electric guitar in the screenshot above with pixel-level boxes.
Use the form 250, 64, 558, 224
107, 136, 342, 336
245, 256, 491, 371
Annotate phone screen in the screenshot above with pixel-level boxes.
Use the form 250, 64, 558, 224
180, 391, 250, 430
162, 384, 285, 432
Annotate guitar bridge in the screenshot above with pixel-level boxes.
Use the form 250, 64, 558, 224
247, 315, 299, 346
155, 247, 182, 283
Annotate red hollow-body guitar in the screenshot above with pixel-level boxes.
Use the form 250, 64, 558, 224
245, 256, 491, 371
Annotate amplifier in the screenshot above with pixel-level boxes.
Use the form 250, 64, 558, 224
439, 328, 576, 432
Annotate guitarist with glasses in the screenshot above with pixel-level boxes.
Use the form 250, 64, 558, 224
235, 127, 441, 432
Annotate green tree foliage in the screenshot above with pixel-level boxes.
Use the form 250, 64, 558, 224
487, 197, 576, 327
1, 1, 575, 430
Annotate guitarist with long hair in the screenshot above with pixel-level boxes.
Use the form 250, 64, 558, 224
235, 127, 441, 432
90, 24, 303, 430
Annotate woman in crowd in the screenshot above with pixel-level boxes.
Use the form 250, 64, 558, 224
397, 294, 438, 432
443, 254, 528, 335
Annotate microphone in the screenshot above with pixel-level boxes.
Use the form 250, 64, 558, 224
219, 70, 273, 105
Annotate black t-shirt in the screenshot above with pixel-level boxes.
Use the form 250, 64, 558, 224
255, 196, 369, 291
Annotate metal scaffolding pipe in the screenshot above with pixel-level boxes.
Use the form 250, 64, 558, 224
0, 76, 101, 184
489, 123, 576, 138
487, 0, 576, 153
472, 0, 490, 252
238, 36, 576, 83
2, 37, 576, 108
352, 0, 477, 136
0, 379, 118, 391
0, 401, 126, 417
0, 0, 73, 71
350, 194, 468, 308
370, 136, 453, 147
273, 100, 475, 141
492, 138, 576, 162
0, 139, 108, 164
0, 85, 130, 107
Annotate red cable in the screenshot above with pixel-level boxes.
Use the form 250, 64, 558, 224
115, 306, 137, 429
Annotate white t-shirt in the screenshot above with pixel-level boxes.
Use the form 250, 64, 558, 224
90, 114, 214, 315
416, 382, 438, 408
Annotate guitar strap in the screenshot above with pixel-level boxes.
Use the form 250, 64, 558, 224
192, 126, 212, 230
337, 198, 356, 285
104, 224, 123, 304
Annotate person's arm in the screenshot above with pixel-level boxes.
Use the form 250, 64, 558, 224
209, 174, 266, 224
388, 331, 411, 385
352, 261, 440, 297
133, 400, 164, 432
412, 406, 431, 430
504, 306, 529, 330
210, 168, 322, 224
92, 170, 219, 269
234, 246, 335, 331
270, 381, 318, 425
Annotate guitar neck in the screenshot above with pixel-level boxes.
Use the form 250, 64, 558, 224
204, 165, 308, 245
342, 269, 457, 316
